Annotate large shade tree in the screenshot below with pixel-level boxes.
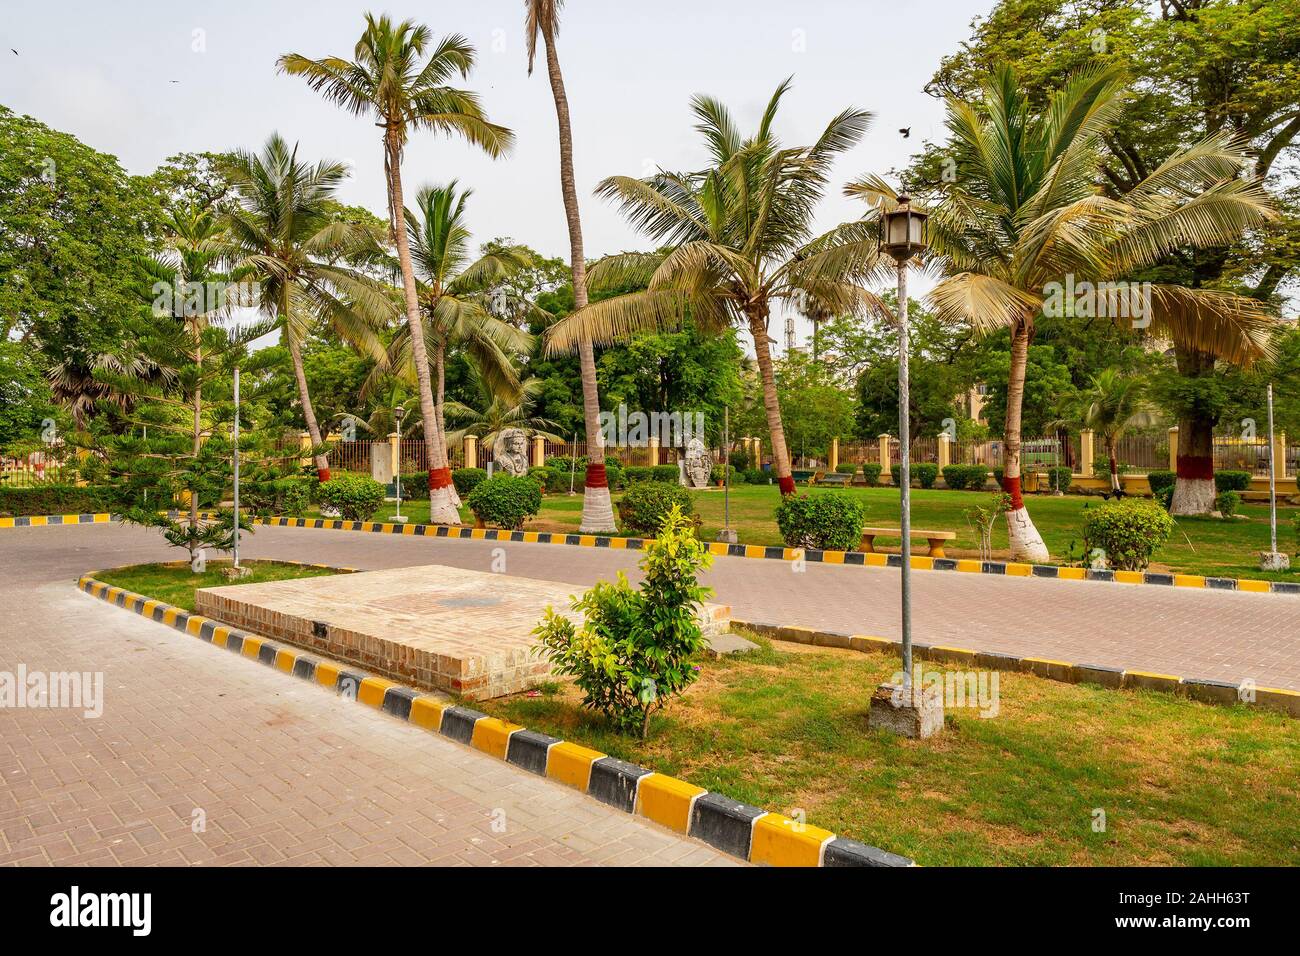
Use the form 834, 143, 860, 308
921, 65, 1276, 559
544, 80, 886, 493
279, 13, 512, 523
525, 0, 617, 531
222, 133, 394, 482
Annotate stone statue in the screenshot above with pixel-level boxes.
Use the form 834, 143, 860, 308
492, 429, 530, 477
679, 436, 713, 488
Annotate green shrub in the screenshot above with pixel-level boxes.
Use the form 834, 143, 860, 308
317, 473, 385, 521
835, 463, 858, 474
533, 506, 712, 738
466, 474, 543, 530
0, 484, 118, 516
890, 462, 939, 489
742, 468, 769, 485
1215, 470, 1251, 493
1044, 466, 1073, 493
1154, 486, 1174, 511
398, 471, 427, 497
623, 466, 654, 484
1093, 456, 1130, 478
775, 492, 867, 551
1215, 490, 1241, 518
242, 477, 315, 517
728, 449, 750, 472
710, 463, 737, 484
1147, 470, 1176, 497
651, 464, 681, 483
861, 463, 883, 486
941, 464, 988, 490
617, 481, 695, 536
1081, 499, 1174, 571
452, 467, 488, 497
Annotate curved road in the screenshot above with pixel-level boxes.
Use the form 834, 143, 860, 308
2, 521, 1297, 866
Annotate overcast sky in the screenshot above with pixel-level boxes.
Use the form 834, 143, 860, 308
2, 0, 991, 346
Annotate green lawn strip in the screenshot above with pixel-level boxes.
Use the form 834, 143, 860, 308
93, 560, 337, 611
299, 484, 1300, 582
479, 636, 1300, 866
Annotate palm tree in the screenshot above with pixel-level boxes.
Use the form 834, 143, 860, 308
222, 133, 394, 483
921, 65, 1277, 557
544, 80, 885, 494
525, 0, 616, 531
368, 182, 535, 462
279, 14, 512, 523
1052, 368, 1157, 497
445, 371, 564, 451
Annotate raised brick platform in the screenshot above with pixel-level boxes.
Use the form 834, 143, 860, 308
194, 565, 730, 700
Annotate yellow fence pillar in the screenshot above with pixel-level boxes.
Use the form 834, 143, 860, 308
1274, 430, 1287, 480
389, 432, 401, 480
829, 437, 839, 471
937, 434, 950, 470
532, 435, 545, 468
1167, 426, 1179, 473
1079, 429, 1095, 477
878, 434, 892, 480
464, 435, 477, 470
648, 435, 660, 467
299, 430, 312, 469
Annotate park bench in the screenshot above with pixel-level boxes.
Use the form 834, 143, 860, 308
815, 472, 853, 487
859, 526, 957, 558
792, 469, 817, 484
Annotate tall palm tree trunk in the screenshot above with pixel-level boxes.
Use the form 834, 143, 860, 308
747, 308, 794, 494
541, 27, 614, 532
190, 346, 201, 554
285, 328, 330, 482
1001, 321, 1050, 562
1169, 347, 1217, 515
433, 338, 461, 507
386, 131, 459, 524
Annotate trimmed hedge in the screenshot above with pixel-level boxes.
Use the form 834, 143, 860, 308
941, 464, 988, 490
1215, 470, 1251, 493
651, 464, 681, 483
466, 474, 543, 530
890, 462, 939, 489
835, 463, 858, 474
861, 463, 883, 487
1147, 470, 1176, 497
1215, 490, 1241, 517
0, 484, 118, 517
453, 467, 488, 497
775, 493, 867, 551
243, 477, 316, 517
317, 473, 385, 521
741, 469, 770, 485
1081, 499, 1174, 571
617, 481, 695, 535
1044, 466, 1073, 493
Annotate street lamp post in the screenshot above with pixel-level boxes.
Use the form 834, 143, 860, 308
393, 406, 406, 523
881, 193, 929, 688
1261, 383, 1289, 571
232, 366, 241, 570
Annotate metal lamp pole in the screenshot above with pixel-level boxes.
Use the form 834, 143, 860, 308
881, 192, 928, 689
1267, 383, 1278, 555
393, 406, 406, 523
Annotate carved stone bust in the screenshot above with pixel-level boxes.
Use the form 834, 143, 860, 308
680, 436, 713, 488
492, 428, 530, 477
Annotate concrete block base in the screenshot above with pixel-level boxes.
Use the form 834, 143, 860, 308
868, 682, 944, 739
715, 528, 739, 544
1259, 551, 1291, 572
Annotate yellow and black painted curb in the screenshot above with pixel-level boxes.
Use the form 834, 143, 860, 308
254, 516, 1300, 598
0, 509, 222, 529
76, 570, 913, 868
736, 620, 1300, 718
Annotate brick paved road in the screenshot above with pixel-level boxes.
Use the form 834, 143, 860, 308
0, 526, 736, 867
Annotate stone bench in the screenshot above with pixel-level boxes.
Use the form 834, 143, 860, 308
860, 526, 957, 558
816, 472, 853, 487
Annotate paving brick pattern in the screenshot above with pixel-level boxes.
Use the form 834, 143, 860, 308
0, 533, 736, 867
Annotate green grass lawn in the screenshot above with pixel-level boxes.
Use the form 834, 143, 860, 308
94, 562, 1300, 866
301, 483, 1300, 582
94, 559, 338, 611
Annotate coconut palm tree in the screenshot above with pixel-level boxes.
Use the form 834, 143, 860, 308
918, 65, 1277, 557
524, 0, 617, 531
445, 370, 563, 451
544, 80, 886, 494
1052, 368, 1158, 498
367, 182, 535, 456
222, 133, 394, 483
279, 14, 512, 523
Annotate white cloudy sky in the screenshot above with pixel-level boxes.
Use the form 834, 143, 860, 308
2, 0, 992, 345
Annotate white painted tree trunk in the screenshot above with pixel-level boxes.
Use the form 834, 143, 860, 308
1006, 505, 1050, 563
581, 485, 616, 534
1170, 477, 1215, 515
429, 484, 461, 525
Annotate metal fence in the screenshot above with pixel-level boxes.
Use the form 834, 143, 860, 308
0, 448, 74, 487
1213, 432, 1272, 476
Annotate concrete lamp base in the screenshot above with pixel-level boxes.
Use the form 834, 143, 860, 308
868, 682, 944, 739
1259, 551, 1291, 572
715, 528, 739, 545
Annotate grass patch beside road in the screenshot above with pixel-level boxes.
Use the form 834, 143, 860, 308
93, 560, 337, 611
485, 633, 1300, 866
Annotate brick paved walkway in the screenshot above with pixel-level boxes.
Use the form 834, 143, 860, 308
0, 528, 736, 867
